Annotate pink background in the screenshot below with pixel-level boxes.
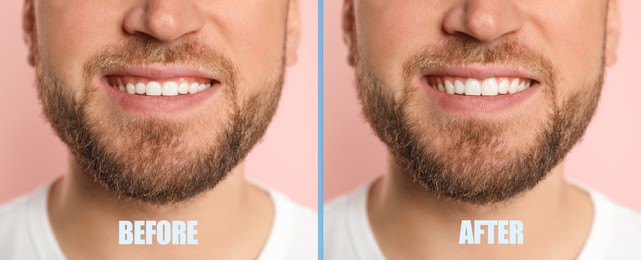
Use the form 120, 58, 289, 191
324, 0, 641, 211
0, 1, 317, 208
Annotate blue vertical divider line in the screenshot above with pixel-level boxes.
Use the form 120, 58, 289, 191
317, 0, 324, 259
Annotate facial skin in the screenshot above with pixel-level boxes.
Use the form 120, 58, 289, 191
23, 0, 300, 205
344, 0, 620, 205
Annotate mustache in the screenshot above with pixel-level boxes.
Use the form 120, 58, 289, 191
403, 37, 558, 87
83, 37, 237, 86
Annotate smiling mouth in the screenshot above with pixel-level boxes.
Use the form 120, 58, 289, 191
106, 76, 219, 96
425, 76, 539, 96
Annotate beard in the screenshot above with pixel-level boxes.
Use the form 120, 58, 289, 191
355, 37, 603, 205
35, 37, 284, 205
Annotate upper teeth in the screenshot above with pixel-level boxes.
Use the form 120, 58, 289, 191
428, 77, 533, 96
112, 80, 212, 96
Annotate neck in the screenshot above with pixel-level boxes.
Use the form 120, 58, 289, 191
368, 156, 593, 259
48, 155, 273, 259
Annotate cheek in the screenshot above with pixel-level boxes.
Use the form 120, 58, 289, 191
554, 39, 604, 103
36, 1, 119, 97
218, 5, 287, 96
356, 2, 442, 96
533, 2, 606, 101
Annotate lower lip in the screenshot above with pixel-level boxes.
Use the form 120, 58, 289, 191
421, 79, 540, 113
101, 78, 220, 113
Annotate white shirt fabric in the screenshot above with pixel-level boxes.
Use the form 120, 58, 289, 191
0, 182, 317, 260
325, 183, 641, 260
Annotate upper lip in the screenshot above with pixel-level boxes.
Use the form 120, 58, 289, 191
422, 65, 539, 82
102, 64, 220, 83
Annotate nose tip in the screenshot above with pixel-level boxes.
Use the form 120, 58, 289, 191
443, 0, 524, 43
124, 1, 205, 43
464, 12, 503, 42
145, 12, 180, 42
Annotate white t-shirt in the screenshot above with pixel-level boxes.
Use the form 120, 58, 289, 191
0, 183, 317, 260
325, 183, 641, 260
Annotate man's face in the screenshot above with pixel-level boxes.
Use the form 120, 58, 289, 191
346, 0, 619, 204
24, 0, 299, 204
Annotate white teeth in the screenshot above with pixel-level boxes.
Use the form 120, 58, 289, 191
444, 80, 455, 94
508, 79, 520, 94
135, 83, 146, 94
189, 83, 199, 94
481, 78, 498, 96
432, 77, 533, 96
126, 83, 135, 94
454, 80, 465, 94
437, 81, 445, 92
113, 80, 213, 96
464, 79, 482, 96
145, 81, 162, 96
178, 82, 189, 94
498, 79, 509, 94
162, 82, 179, 96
